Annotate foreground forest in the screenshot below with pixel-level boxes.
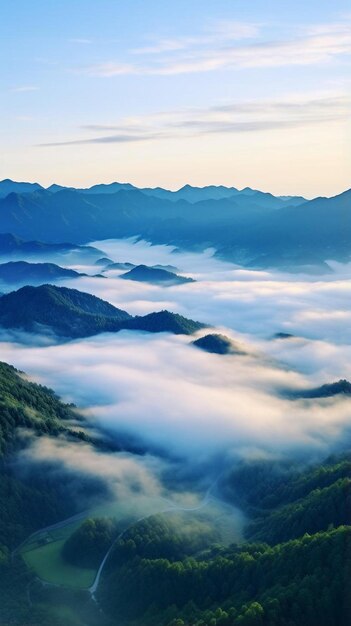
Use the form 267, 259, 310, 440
0, 359, 350, 626
98, 458, 351, 626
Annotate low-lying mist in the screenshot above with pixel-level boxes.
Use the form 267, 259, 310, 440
1, 237, 351, 527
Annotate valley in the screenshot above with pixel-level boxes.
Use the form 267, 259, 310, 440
0, 194, 349, 626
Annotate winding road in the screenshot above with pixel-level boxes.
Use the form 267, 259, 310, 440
89, 483, 236, 597
17, 481, 243, 601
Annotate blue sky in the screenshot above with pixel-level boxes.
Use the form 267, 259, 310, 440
1, 0, 350, 195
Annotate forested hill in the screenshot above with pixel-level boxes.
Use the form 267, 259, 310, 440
0, 360, 89, 458
0, 360, 90, 546
0, 284, 205, 338
98, 455, 351, 626
0, 359, 107, 625
0, 356, 350, 625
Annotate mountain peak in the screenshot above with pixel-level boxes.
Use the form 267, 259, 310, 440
121, 264, 195, 286
192, 333, 247, 355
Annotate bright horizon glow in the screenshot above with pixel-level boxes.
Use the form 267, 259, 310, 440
1, 0, 350, 197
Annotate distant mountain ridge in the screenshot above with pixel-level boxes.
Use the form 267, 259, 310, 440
0, 179, 349, 271
0, 178, 44, 198
0, 178, 307, 206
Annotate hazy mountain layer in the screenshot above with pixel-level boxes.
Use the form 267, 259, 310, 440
0, 261, 85, 284
0, 181, 348, 270
0, 233, 102, 261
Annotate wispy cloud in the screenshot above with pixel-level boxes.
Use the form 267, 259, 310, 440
80, 20, 351, 77
38, 94, 350, 147
130, 20, 260, 55
38, 133, 162, 147
10, 85, 39, 93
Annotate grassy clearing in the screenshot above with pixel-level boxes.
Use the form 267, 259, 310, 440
20, 516, 98, 589
22, 539, 96, 589
18, 500, 140, 589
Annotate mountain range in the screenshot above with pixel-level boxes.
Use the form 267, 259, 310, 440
0, 179, 349, 271
0, 179, 307, 206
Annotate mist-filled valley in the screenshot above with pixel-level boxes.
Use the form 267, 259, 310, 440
0, 223, 350, 626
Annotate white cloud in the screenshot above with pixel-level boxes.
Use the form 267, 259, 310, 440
1, 239, 351, 470
39, 93, 350, 147
81, 20, 351, 77
130, 20, 260, 55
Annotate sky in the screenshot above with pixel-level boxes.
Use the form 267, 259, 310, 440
1, 0, 350, 196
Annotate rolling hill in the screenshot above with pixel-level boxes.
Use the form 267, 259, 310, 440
192, 333, 246, 355
0, 284, 205, 338
120, 264, 195, 286
123, 310, 205, 335
0, 284, 131, 337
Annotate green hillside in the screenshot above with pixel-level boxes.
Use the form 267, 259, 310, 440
0, 285, 204, 338
98, 456, 351, 626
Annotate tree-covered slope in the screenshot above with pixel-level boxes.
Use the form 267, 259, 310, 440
0, 285, 205, 338
0, 360, 87, 457
0, 359, 108, 625
192, 334, 246, 355
0, 358, 96, 550
0, 284, 131, 337
99, 525, 351, 626
123, 310, 205, 335
246, 477, 351, 544
98, 455, 351, 626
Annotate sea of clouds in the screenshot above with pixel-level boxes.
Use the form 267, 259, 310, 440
1, 238, 351, 512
